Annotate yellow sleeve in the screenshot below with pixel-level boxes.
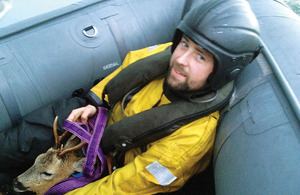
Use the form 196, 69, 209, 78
90, 43, 173, 100
65, 111, 219, 195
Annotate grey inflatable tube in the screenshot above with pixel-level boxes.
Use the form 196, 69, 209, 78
214, 0, 300, 194
0, 0, 299, 194
0, 0, 185, 130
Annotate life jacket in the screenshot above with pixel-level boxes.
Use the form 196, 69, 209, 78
86, 47, 235, 154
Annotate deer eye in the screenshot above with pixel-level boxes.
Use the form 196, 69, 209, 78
41, 172, 53, 178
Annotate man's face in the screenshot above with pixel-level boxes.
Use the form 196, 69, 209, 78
167, 36, 214, 92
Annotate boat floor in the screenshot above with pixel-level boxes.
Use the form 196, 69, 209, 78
160, 163, 215, 195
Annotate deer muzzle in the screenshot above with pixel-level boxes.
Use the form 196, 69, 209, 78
13, 178, 30, 193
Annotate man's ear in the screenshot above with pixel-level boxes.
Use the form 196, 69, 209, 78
73, 157, 86, 172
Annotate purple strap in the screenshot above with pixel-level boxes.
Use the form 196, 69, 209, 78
45, 107, 108, 195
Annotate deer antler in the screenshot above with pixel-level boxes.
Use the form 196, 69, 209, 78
53, 116, 70, 150
53, 116, 59, 149
53, 114, 88, 157
58, 141, 87, 157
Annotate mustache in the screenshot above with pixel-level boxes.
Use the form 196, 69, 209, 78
172, 64, 187, 77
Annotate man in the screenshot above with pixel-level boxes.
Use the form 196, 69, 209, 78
64, 0, 261, 194
0, 0, 261, 194
67, 35, 215, 123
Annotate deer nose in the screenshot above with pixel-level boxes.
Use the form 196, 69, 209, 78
13, 178, 28, 192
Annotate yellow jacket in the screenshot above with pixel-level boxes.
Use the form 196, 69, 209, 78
66, 43, 219, 195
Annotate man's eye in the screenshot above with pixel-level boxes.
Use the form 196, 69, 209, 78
182, 42, 188, 48
198, 54, 205, 61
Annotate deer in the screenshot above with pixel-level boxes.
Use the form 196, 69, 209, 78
13, 116, 87, 195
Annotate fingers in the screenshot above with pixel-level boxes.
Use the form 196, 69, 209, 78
80, 105, 97, 124
67, 108, 84, 122
67, 105, 97, 124
73, 112, 82, 121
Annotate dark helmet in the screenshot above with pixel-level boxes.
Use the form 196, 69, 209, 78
172, 0, 262, 90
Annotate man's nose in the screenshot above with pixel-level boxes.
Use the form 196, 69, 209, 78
176, 51, 190, 67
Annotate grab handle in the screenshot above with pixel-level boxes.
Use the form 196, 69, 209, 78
82, 25, 98, 38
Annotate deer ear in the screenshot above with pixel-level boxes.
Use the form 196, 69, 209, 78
65, 134, 81, 148
73, 157, 86, 172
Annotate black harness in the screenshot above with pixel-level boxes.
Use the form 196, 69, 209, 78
99, 48, 234, 154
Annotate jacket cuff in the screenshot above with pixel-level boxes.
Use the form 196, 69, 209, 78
85, 91, 110, 108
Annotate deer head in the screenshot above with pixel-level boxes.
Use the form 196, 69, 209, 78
13, 116, 86, 195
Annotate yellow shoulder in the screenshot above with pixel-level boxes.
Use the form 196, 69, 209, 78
91, 42, 172, 99
122, 42, 173, 67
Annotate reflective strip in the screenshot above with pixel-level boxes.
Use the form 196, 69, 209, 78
148, 45, 158, 52
146, 161, 177, 186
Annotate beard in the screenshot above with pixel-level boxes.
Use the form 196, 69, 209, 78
165, 65, 210, 94
165, 66, 190, 93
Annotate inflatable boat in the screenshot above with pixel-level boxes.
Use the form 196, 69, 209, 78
0, 0, 299, 194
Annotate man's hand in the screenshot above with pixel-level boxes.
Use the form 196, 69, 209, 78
67, 104, 97, 124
